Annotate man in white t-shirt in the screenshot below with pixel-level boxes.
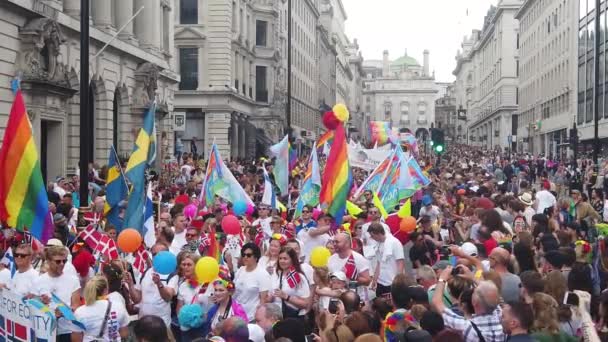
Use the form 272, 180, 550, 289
419, 195, 441, 225
252, 205, 273, 239
327, 233, 371, 300
35, 246, 81, 340
360, 207, 391, 258
169, 213, 188, 255
367, 223, 405, 298
297, 214, 331, 263
127, 243, 178, 326
9, 244, 39, 297
535, 182, 557, 214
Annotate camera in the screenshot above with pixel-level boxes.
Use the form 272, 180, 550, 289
328, 299, 339, 314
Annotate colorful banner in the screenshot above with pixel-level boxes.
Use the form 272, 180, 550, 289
0, 289, 56, 341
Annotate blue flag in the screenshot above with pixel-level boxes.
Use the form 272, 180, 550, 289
104, 145, 128, 230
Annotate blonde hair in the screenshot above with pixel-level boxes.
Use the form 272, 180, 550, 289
83, 276, 108, 305
531, 293, 561, 335
44, 246, 67, 260
314, 267, 330, 288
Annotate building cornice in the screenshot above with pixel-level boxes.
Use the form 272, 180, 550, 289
515, 0, 534, 19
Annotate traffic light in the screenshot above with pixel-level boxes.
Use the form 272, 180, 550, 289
431, 128, 445, 154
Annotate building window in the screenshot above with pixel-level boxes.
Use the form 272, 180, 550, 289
179, 48, 198, 90
180, 0, 197, 24
256, 20, 268, 46
255, 66, 268, 102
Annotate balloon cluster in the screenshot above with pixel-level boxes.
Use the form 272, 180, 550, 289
322, 104, 350, 130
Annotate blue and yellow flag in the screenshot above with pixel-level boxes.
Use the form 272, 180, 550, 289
124, 103, 156, 233
104, 145, 128, 230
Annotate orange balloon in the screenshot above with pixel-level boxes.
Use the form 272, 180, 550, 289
117, 228, 143, 253
399, 217, 417, 233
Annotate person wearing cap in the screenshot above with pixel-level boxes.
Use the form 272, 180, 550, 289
518, 193, 536, 227
297, 213, 330, 263
367, 223, 405, 297
252, 204, 273, 242
418, 195, 442, 229
535, 181, 556, 215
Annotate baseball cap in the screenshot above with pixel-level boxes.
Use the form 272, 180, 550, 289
330, 271, 348, 282
461, 242, 478, 257
46, 238, 64, 247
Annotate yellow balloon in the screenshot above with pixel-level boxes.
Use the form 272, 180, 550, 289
333, 103, 350, 122
310, 246, 332, 267
195, 256, 220, 283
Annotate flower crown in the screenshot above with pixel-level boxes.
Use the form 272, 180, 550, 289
576, 240, 592, 254
271, 234, 287, 246
213, 278, 235, 291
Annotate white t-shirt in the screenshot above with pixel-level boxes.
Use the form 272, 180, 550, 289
259, 256, 278, 275
327, 252, 370, 299
535, 190, 557, 214
252, 217, 272, 238
370, 236, 405, 286
135, 269, 179, 326
419, 206, 441, 223
106, 291, 127, 313
9, 268, 39, 296
297, 228, 330, 263
271, 271, 311, 316
0, 268, 10, 287
301, 263, 315, 286
361, 222, 391, 258
177, 280, 214, 309
170, 230, 187, 255
233, 265, 272, 321
74, 300, 129, 341
36, 272, 81, 335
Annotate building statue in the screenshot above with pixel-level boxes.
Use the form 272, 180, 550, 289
133, 62, 160, 107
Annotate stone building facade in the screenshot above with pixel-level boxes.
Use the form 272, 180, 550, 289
362, 50, 437, 143
0, 0, 178, 182
435, 84, 458, 142
453, 0, 522, 151
516, 0, 577, 159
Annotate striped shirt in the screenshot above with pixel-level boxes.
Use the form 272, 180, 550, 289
442, 307, 504, 342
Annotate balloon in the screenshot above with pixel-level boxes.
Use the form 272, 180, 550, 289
117, 228, 142, 253
196, 256, 220, 283
400, 216, 417, 233
246, 203, 255, 215
153, 251, 177, 274
333, 103, 350, 122
221, 215, 241, 235
233, 200, 247, 216
312, 208, 322, 220
184, 204, 197, 219
385, 215, 401, 232
322, 111, 340, 130
310, 247, 331, 267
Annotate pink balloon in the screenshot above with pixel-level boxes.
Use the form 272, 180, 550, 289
183, 204, 197, 219
221, 215, 241, 235
246, 203, 255, 215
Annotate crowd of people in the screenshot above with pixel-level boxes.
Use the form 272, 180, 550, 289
4, 143, 608, 342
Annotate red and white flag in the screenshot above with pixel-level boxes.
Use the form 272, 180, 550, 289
78, 225, 102, 251
96, 235, 119, 260
133, 245, 150, 273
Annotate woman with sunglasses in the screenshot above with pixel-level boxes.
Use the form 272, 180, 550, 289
269, 247, 311, 320
204, 277, 248, 335
233, 242, 271, 321
35, 245, 81, 342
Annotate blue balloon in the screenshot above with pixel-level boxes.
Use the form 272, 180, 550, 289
152, 251, 177, 274
233, 200, 247, 216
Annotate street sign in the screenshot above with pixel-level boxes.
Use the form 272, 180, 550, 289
173, 112, 186, 131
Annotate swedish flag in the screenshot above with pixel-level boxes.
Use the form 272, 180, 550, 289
104, 145, 128, 230
123, 103, 156, 233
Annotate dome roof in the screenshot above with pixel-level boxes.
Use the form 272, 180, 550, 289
391, 54, 420, 67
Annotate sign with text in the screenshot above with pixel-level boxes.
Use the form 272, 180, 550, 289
173, 112, 186, 132
0, 289, 56, 341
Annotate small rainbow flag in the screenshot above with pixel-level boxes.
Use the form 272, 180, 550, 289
369, 121, 391, 145
320, 124, 352, 225
0, 88, 53, 243
316, 130, 334, 152
289, 142, 297, 171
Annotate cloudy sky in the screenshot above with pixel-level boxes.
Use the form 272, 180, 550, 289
342, 0, 499, 82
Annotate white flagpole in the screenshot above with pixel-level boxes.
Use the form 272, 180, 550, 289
93, 6, 145, 59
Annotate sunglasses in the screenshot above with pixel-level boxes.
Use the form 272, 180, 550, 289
186, 233, 198, 238
260, 208, 270, 211
369, 211, 379, 214
242, 253, 254, 258
52, 259, 67, 265
302, 210, 310, 214
14, 253, 30, 258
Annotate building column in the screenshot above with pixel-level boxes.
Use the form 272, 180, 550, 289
64, 0, 80, 17
242, 56, 247, 95
115, 0, 136, 42
251, 62, 256, 100
234, 51, 240, 88
92, 0, 114, 30
239, 120, 247, 158
233, 0, 240, 34
231, 119, 239, 160
205, 112, 232, 160
135, 0, 161, 51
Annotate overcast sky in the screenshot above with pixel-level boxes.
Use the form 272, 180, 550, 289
342, 0, 499, 82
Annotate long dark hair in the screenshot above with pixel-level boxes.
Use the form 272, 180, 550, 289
514, 242, 538, 273
279, 247, 303, 275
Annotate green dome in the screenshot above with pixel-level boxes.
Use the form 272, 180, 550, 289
391, 54, 420, 67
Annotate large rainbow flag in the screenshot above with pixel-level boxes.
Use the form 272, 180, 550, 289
0, 89, 53, 242
319, 124, 352, 225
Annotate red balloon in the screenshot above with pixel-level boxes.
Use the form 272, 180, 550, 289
323, 111, 340, 130
400, 216, 417, 233
386, 214, 409, 244
221, 215, 241, 235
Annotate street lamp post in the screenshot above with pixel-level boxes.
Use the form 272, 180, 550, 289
79, 0, 90, 206
593, 0, 601, 166
286, 0, 292, 139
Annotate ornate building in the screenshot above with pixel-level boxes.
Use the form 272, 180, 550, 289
0, 0, 178, 182
362, 49, 437, 142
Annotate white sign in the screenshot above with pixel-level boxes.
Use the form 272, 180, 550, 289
348, 145, 392, 170
173, 112, 186, 132
0, 289, 56, 341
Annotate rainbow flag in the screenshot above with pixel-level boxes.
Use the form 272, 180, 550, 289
352, 157, 391, 199
369, 121, 391, 145
269, 135, 289, 195
200, 144, 253, 207
0, 89, 53, 243
316, 131, 334, 155
289, 142, 297, 171
320, 124, 352, 225
294, 148, 321, 219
